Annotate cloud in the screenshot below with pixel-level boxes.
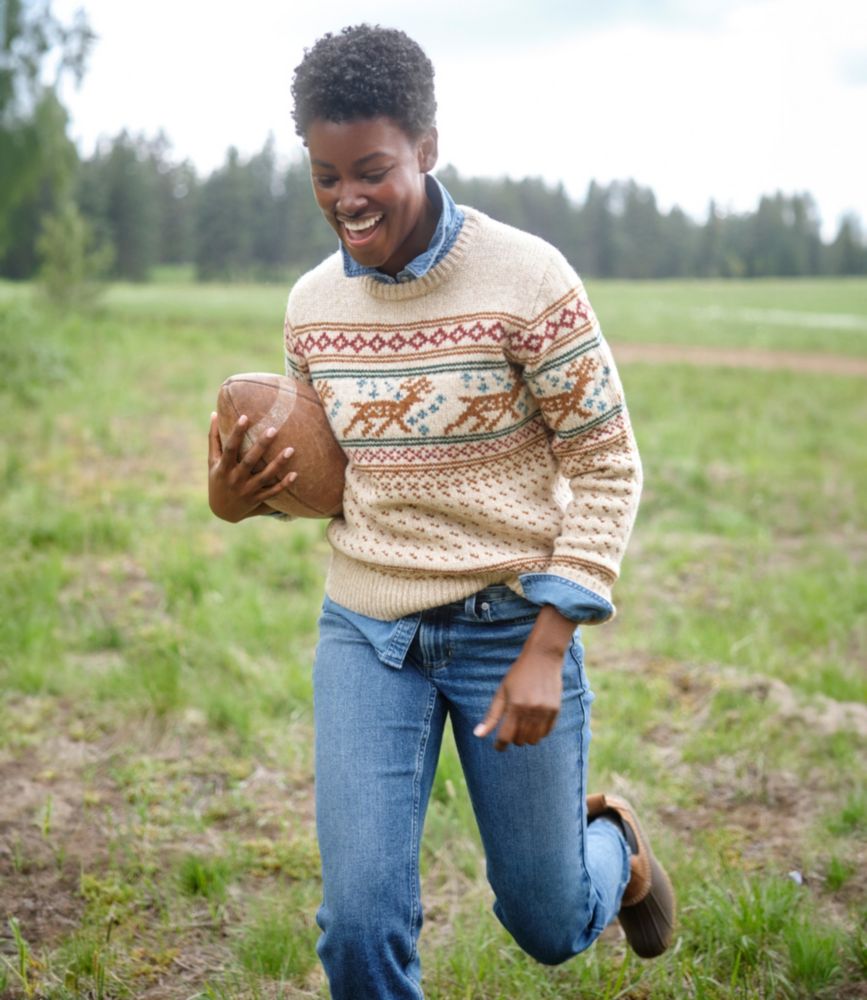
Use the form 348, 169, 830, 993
53, 0, 867, 237
321, 0, 756, 51
838, 49, 867, 86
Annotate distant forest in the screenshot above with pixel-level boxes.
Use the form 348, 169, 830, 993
2, 3, 866, 286
3, 129, 866, 285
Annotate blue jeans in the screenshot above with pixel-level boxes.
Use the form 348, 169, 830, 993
313, 586, 630, 1000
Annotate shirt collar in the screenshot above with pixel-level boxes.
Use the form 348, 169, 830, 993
341, 174, 464, 284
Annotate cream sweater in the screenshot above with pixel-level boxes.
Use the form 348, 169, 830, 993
284, 208, 642, 619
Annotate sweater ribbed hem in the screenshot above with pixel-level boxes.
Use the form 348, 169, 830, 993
324, 550, 617, 621
324, 549, 518, 619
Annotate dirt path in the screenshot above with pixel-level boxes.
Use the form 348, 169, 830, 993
615, 342, 867, 376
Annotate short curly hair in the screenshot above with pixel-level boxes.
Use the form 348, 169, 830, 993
291, 24, 437, 140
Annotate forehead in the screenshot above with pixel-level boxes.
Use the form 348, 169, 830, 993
306, 116, 419, 166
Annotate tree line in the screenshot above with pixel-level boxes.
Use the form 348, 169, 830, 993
5, 128, 865, 284
2, 2, 866, 289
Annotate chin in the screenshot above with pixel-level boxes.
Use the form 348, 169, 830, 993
345, 245, 380, 267
345, 240, 394, 270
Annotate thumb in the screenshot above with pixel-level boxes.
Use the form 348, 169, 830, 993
474, 686, 507, 738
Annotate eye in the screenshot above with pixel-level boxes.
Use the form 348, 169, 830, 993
314, 175, 337, 189
363, 169, 389, 184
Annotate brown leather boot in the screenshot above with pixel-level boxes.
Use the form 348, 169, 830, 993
587, 792, 676, 958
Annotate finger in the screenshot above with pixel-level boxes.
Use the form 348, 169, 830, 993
516, 708, 543, 746
544, 708, 560, 738
474, 687, 507, 739
521, 710, 557, 746
208, 412, 222, 465
504, 708, 557, 750
221, 415, 249, 465
253, 445, 295, 487
493, 709, 519, 752
259, 466, 299, 501
536, 707, 560, 740
250, 447, 295, 498
512, 715, 534, 748
239, 426, 278, 474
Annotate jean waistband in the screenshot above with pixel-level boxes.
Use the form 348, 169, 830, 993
422, 585, 539, 623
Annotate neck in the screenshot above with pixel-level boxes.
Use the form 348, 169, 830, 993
359, 207, 479, 301
378, 185, 440, 278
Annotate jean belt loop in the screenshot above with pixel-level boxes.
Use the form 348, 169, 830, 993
464, 592, 478, 618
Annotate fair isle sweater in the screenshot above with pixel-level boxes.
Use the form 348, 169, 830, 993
283, 208, 642, 621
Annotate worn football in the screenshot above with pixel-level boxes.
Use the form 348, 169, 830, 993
216, 372, 346, 518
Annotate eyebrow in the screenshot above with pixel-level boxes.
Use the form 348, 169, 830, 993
310, 152, 389, 169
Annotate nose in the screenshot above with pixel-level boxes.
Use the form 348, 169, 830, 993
335, 180, 367, 217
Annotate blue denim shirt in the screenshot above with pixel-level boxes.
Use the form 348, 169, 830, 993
340, 174, 464, 284
326, 177, 614, 653
322, 578, 612, 671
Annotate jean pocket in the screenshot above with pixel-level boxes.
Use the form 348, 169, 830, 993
483, 594, 542, 624
491, 610, 540, 625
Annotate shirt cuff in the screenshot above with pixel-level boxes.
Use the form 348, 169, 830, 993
518, 573, 614, 624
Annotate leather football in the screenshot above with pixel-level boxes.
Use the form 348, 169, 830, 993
216, 372, 346, 518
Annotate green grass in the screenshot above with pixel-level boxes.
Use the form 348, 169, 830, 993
176, 853, 234, 903
0, 276, 864, 998
606, 363, 867, 701
234, 893, 320, 981
589, 277, 867, 356
827, 787, 867, 837
422, 871, 854, 999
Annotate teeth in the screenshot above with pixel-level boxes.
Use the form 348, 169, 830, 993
342, 215, 382, 232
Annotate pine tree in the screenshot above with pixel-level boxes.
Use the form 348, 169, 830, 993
37, 196, 113, 306
0, 0, 94, 277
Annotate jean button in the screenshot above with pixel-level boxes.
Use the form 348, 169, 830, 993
480, 601, 490, 612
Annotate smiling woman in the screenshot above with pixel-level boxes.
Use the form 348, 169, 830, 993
306, 117, 439, 276
207, 22, 674, 1000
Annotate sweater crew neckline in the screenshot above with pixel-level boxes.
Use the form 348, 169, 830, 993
358, 208, 480, 301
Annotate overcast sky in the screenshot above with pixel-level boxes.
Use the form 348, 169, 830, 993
54, 0, 867, 238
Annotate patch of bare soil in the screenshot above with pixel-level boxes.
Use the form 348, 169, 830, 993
0, 701, 317, 999
615, 342, 867, 376
731, 673, 867, 737
0, 720, 125, 967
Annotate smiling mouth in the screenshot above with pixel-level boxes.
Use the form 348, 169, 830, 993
339, 214, 384, 248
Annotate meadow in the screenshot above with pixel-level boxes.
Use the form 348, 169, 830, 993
0, 276, 865, 999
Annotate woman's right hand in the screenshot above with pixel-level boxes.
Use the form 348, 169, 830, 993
207, 412, 298, 522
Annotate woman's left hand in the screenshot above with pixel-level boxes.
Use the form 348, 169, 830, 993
473, 605, 576, 751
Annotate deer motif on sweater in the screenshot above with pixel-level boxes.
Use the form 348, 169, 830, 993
343, 376, 435, 438
316, 380, 336, 407
444, 378, 524, 434
539, 356, 598, 424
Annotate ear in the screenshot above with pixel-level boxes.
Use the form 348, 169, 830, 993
417, 127, 438, 173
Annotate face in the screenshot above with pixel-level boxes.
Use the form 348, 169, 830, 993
306, 116, 439, 277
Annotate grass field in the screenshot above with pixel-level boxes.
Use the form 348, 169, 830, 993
0, 277, 865, 999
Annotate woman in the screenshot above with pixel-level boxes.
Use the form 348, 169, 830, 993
208, 24, 674, 1000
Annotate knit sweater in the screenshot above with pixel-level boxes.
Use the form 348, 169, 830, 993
283, 208, 642, 620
